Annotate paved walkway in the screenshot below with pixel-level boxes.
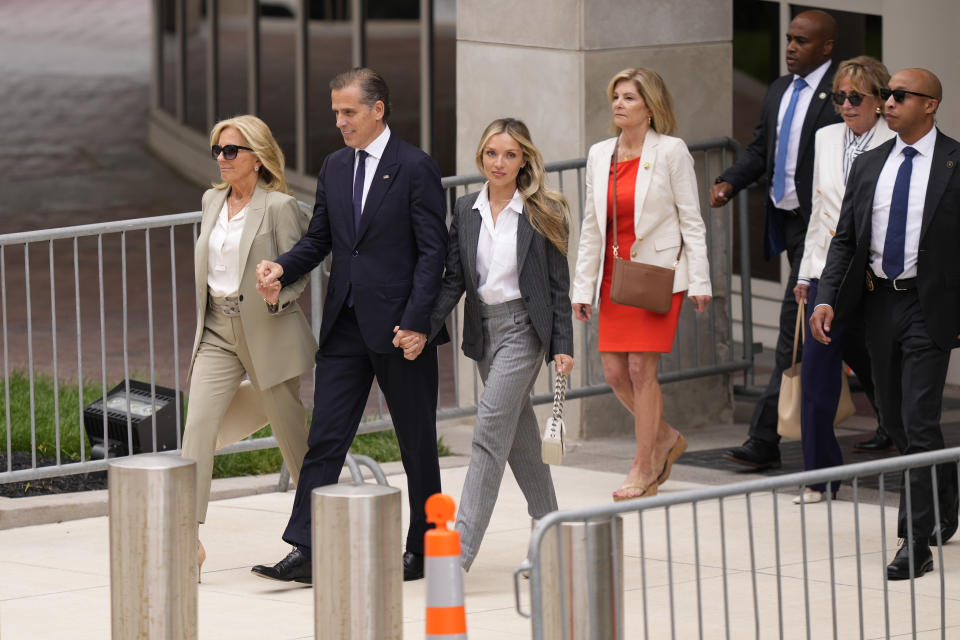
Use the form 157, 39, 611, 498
3, 412, 960, 639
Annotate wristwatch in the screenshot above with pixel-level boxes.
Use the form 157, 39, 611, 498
265, 300, 279, 313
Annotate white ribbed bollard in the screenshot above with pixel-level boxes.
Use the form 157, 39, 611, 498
108, 454, 197, 640
312, 483, 402, 640
539, 516, 623, 639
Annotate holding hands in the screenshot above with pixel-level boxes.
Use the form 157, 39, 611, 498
256, 260, 284, 287
255, 259, 284, 307
392, 326, 427, 361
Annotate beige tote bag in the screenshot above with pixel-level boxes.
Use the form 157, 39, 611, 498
777, 301, 857, 440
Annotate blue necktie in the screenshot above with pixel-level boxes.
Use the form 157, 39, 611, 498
353, 149, 368, 233
882, 146, 918, 280
773, 77, 807, 203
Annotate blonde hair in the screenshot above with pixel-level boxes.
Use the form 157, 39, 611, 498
474, 118, 570, 255
606, 68, 678, 135
832, 55, 890, 115
209, 115, 289, 193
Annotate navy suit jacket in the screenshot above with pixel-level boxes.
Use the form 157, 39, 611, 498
277, 132, 449, 353
719, 63, 841, 258
816, 130, 960, 350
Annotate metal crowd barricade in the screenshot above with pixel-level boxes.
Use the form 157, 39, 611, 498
516, 447, 960, 640
0, 137, 753, 487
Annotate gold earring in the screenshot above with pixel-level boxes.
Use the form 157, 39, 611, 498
875, 106, 882, 115
648, 116, 652, 125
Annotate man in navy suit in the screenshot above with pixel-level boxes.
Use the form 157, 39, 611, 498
811, 68, 960, 580
252, 67, 448, 583
708, 10, 845, 469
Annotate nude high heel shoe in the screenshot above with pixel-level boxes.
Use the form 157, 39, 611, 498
197, 539, 206, 583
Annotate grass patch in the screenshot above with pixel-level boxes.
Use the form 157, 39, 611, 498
0, 371, 451, 478
0, 371, 101, 459
212, 425, 451, 478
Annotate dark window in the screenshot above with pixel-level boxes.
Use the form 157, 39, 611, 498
431, 0, 456, 176
160, 0, 177, 115
217, 0, 249, 118
184, 0, 208, 133
306, 0, 354, 175
364, 0, 422, 160
258, 4, 297, 170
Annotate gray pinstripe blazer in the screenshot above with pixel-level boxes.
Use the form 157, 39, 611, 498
429, 191, 574, 364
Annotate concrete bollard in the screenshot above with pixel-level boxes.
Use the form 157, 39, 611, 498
108, 454, 197, 640
540, 516, 623, 640
312, 483, 402, 640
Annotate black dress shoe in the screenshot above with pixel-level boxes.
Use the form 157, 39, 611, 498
403, 551, 424, 581
251, 547, 312, 584
853, 432, 893, 452
930, 517, 959, 546
722, 438, 781, 470
887, 540, 933, 580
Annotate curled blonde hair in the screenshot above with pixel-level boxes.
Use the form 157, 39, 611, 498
606, 68, 677, 135
209, 115, 289, 193
832, 55, 890, 116
474, 118, 570, 255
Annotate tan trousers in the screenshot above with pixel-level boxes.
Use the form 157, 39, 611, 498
181, 305, 309, 523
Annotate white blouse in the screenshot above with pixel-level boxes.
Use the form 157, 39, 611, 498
475, 185, 523, 305
206, 200, 247, 297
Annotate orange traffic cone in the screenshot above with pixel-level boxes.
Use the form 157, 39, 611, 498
424, 494, 467, 639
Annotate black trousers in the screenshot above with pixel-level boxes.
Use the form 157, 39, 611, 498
864, 287, 958, 539
282, 306, 442, 554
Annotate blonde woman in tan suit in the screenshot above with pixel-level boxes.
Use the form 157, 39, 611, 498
571, 68, 712, 501
181, 115, 317, 581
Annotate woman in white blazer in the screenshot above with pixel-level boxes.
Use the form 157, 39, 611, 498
793, 57, 894, 504
571, 68, 712, 501
181, 115, 317, 580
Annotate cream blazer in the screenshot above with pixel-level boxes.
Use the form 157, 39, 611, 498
799, 118, 894, 281
188, 184, 318, 390
571, 132, 712, 307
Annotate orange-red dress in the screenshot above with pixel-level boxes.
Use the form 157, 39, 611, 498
597, 156, 685, 353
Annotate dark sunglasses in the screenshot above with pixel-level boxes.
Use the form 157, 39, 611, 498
831, 91, 870, 106
880, 88, 938, 103
211, 144, 254, 160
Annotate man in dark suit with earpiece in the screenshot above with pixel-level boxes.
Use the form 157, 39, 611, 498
811, 68, 960, 580
709, 9, 843, 469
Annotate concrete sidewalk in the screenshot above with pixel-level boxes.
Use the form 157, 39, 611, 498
3, 439, 960, 639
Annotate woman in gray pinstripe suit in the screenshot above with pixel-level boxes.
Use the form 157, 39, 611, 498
418, 118, 574, 570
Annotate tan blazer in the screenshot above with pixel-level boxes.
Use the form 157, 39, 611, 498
799, 118, 895, 281
188, 184, 318, 390
571, 132, 712, 307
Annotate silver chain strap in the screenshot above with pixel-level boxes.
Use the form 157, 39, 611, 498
552, 370, 566, 420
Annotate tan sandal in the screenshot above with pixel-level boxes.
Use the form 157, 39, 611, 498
612, 482, 658, 502
655, 434, 688, 486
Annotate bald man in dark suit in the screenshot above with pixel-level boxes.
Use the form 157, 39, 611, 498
811, 68, 960, 580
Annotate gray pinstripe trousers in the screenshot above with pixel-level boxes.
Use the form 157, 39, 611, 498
456, 299, 559, 570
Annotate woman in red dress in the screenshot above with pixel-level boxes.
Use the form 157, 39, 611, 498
571, 68, 712, 500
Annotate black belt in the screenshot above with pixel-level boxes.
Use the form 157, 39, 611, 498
775, 207, 802, 217
865, 269, 916, 292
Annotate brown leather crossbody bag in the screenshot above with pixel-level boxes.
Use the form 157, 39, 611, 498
608, 138, 681, 314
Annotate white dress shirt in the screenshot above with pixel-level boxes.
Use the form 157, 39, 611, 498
206, 200, 247, 297
770, 59, 831, 210
870, 126, 937, 280
354, 125, 391, 212
475, 184, 523, 305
